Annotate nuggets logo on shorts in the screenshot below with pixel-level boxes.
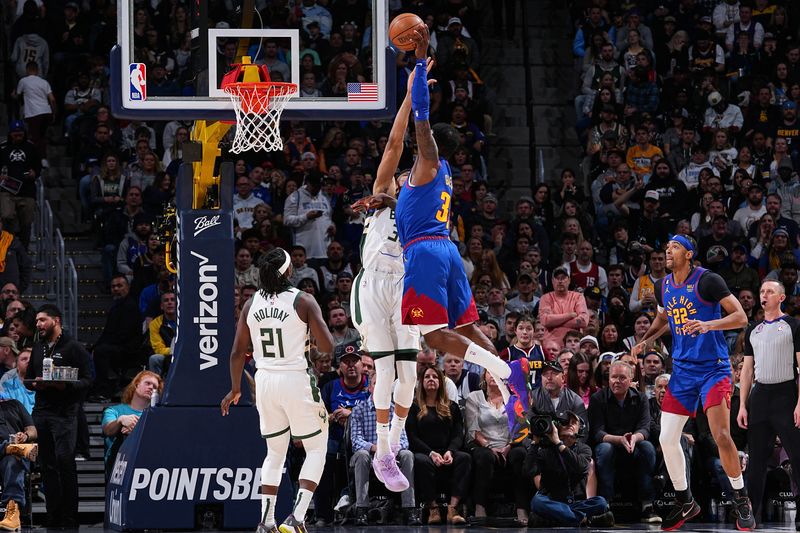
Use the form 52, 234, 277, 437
411, 307, 424, 318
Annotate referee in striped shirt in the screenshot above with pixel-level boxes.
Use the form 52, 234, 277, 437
738, 279, 800, 527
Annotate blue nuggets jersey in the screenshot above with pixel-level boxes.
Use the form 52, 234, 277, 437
660, 267, 728, 364
396, 158, 452, 245
507, 345, 546, 388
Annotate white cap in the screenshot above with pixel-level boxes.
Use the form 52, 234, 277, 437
579, 335, 599, 349
644, 190, 660, 201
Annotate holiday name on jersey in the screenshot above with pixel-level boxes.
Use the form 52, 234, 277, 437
251, 306, 290, 323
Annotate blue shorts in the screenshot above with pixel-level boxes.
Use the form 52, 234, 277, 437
401, 237, 478, 328
662, 359, 733, 417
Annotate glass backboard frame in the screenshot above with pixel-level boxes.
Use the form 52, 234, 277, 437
110, 0, 395, 121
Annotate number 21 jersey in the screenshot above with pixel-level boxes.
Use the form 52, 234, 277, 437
247, 287, 309, 371
396, 158, 452, 245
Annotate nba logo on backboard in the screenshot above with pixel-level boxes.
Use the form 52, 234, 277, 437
129, 63, 147, 101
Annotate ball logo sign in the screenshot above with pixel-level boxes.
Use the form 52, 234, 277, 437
193, 215, 221, 237
129, 63, 147, 101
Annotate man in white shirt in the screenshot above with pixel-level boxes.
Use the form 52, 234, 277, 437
704, 92, 744, 134
12, 61, 55, 162
733, 183, 767, 234
233, 175, 266, 236
283, 173, 334, 264
679, 147, 718, 190
713, 0, 740, 39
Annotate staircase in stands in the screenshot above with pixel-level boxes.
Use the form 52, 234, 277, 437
485, 0, 582, 194
22, 137, 111, 524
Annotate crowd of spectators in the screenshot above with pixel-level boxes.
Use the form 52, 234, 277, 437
556, 0, 800, 526
6, 0, 800, 528
1, 0, 498, 398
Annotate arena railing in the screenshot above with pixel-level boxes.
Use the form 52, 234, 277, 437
66, 258, 78, 338
34, 178, 48, 268
32, 196, 79, 340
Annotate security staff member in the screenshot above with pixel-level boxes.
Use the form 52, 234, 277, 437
738, 280, 800, 525
25, 305, 93, 528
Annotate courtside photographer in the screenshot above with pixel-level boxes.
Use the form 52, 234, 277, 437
523, 408, 614, 527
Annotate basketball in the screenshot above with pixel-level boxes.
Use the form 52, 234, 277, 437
389, 13, 425, 51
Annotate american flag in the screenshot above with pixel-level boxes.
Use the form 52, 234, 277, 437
347, 83, 379, 102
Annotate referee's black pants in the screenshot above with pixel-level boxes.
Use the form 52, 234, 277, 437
746, 381, 800, 521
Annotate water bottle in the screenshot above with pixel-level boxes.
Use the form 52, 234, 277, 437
0, 165, 7, 178
710, 499, 718, 522
42, 356, 53, 381
150, 390, 160, 407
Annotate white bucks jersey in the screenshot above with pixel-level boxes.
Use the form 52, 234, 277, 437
247, 287, 309, 371
359, 207, 403, 274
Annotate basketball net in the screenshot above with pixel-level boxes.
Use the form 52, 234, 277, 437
221, 58, 297, 153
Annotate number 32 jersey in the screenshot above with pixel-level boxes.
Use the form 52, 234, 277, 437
396, 158, 452, 245
247, 287, 309, 371
655, 267, 731, 364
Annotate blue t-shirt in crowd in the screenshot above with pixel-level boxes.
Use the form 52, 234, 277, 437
101, 404, 143, 462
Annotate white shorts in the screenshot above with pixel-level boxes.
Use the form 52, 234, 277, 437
255, 369, 329, 440
351, 270, 420, 360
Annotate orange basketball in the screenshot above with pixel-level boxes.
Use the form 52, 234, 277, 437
389, 13, 425, 51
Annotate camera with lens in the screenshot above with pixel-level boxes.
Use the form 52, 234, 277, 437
529, 411, 572, 439
627, 237, 648, 254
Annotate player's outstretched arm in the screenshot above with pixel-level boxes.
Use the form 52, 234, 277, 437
631, 308, 670, 358
408, 26, 439, 187
373, 57, 435, 196
221, 298, 253, 415
298, 292, 335, 354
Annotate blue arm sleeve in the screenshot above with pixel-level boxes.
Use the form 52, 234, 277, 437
411, 59, 429, 121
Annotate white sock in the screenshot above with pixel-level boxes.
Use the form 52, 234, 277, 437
376, 422, 390, 456
465, 342, 510, 379
389, 414, 406, 447
292, 488, 314, 520
261, 493, 276, 526
729, 474, 744, 490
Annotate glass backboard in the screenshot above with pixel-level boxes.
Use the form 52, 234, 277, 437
111, 0, 393, 121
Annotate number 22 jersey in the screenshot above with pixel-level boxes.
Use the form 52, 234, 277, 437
655, 267, 731, 364
247, 287, 310, 371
